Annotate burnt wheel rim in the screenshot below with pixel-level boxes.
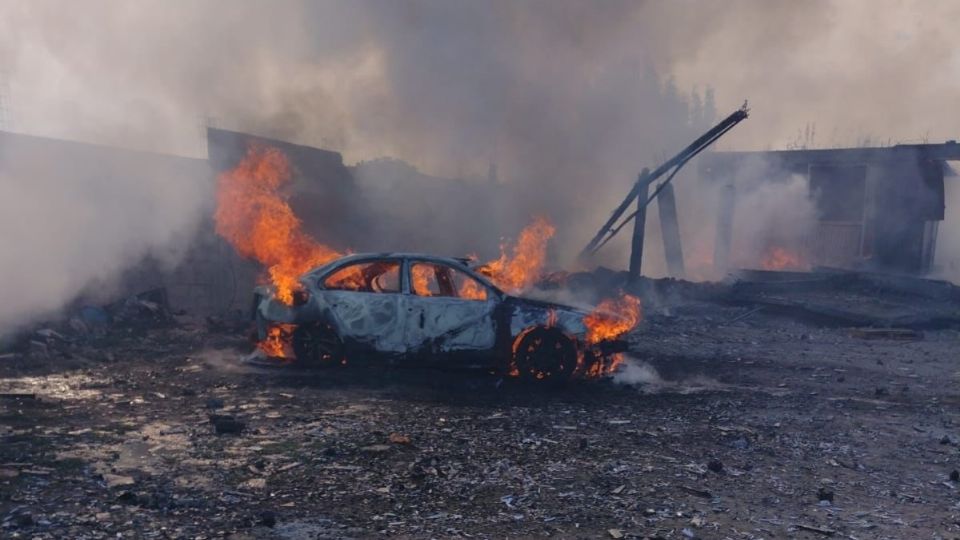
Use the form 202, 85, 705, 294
515, 328, 576, 381
293, 324, 342, 367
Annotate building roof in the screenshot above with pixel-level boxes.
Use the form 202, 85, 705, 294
700, 140, 960, 176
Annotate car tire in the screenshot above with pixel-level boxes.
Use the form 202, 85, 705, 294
513, 327, 577, 382
292, 323, 344, 368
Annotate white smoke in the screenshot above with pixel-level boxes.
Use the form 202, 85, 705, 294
612, 357, 665, 387
0, 1, 957, 334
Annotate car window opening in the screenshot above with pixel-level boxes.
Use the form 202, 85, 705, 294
411, 262, 488, 301
324, 261, 401, 293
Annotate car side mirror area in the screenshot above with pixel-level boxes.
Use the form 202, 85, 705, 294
292, 289, 310, 307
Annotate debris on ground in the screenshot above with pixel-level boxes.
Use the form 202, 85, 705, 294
3, 269, 960, 537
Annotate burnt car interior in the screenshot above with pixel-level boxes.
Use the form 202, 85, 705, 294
410, 262, 489, 301
322, 260, 401, 293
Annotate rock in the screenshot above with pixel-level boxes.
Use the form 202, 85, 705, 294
389, 433, 411, 445
259, 511, 277, 528
205, 397, 225, 410
707, 459, 724, 473
241, 478, 267, 490
115, 490, 139, 505
817, 486, 834, 503
608, 529, 624, 539
209, 414, 245, 434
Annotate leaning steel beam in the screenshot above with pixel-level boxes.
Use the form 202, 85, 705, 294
580, 103, 749, 259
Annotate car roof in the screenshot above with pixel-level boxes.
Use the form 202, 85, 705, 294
327, 252, 474, 267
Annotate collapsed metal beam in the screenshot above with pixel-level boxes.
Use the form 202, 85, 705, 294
580, 103, 749, 260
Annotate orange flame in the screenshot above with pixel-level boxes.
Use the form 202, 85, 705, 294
411, 264, 434, 297
584, 293, 642, 345
579, 293, 642, 375
458, 278, 488, 301
215, 144, 343, 304
477, 216, 555, 293
760, 246, 806, 271
258, 323, 296, 358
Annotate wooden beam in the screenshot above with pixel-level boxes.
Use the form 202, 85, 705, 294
658, 182, 685, 277
714, 183, 736, 273
628, 169, 651, 283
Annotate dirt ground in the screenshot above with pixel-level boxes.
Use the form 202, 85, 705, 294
3, 299, 960, 539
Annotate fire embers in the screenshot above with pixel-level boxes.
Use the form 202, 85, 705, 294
760, 246, 807, 271
509, 293, 642, 381
257, 323, 296, 359
214, 143, 342, 305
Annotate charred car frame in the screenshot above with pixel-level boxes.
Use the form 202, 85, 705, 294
252, 253, 627, 380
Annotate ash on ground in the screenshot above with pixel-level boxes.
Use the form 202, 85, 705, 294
3, 271, 960, 539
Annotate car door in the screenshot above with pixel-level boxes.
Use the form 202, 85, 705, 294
401, 260, 497, 355
320, 259, 405, 354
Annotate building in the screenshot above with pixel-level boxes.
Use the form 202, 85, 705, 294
700, 141, 960, 274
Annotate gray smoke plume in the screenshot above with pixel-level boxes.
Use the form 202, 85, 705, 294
0, 1, 957, 334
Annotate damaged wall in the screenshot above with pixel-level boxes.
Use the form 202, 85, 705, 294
0, 131, 211, 333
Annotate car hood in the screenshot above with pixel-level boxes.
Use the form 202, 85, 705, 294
504, 295, 590, 338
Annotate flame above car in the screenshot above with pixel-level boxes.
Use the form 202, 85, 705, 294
215, 143, 556, 304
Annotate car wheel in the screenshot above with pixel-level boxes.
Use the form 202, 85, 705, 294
292, 323, 344, 368
513, 327, 577, 381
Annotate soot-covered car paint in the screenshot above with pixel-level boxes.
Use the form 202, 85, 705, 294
252, 253, 625, 379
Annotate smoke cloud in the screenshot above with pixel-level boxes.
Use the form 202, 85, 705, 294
0, 1, 957, 333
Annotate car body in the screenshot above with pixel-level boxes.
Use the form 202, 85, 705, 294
252, 253, 626, 379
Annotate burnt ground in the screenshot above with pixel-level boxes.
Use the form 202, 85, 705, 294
3, 300, 960, 539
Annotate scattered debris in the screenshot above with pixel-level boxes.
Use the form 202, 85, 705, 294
102, 474, 135, 489
1, 265, 959, 537
794, 523, 836, 536
850, 328, 924, 340
388, 432, 411, 445
209, 414, 246, 434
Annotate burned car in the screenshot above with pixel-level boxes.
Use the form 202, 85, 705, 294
252, 253, 629, 380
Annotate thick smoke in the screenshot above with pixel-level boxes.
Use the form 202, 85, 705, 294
0, 139, 209, 333
0, 1, 957, 334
